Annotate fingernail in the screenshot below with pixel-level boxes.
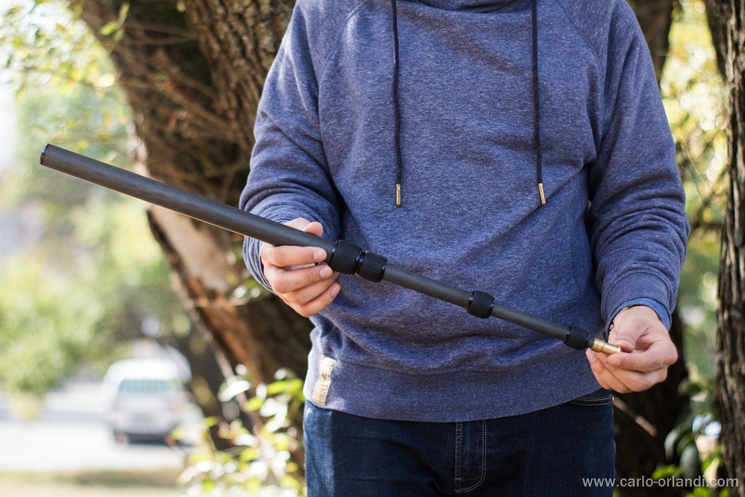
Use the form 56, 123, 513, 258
607, 356, 621, 366
319, 266, 332, 278
313, 250, 326, 262
331, 285, 340, 297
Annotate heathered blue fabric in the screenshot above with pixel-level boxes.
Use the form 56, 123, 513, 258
239, 0, 689, 422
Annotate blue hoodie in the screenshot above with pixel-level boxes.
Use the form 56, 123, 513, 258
239, 0, 689, 422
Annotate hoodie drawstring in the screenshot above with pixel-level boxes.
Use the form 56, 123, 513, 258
391, 0, 545, 207
391, 0, 403, 206
531, 0, 545, 205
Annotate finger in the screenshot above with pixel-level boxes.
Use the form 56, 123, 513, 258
293, 221, 326, 265
284, 218, 312, 231
287, 221, 328, 269
266, 263, 336, 294
587, 350, 632, 393
610, 366, 668, 392
283, 272, 340, 306
260, 218, 328, 268
262, 244, 327, 269
259, 217, 312, 259
607, 329, 635, 354
608, 306, 664, 353
299, 220, 324, 238
293, 282, 341, 317
592, 350, 670, 392
283, 218, 325, 243
605, 341, 678, 373
586, 355, 614, 391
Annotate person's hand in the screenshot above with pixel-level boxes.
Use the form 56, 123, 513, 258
260, 218, 340, 317
585, 305, 678, 393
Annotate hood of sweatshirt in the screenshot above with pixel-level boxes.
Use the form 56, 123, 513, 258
417, 0, 524, 11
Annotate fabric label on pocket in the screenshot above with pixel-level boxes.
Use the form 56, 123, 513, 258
311, 356, 336, 405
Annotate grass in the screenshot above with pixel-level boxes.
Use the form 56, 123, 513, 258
0, 469, 183, 497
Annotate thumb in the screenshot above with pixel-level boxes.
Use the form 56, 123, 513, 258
609, 306, 663, 354
611, 335, 635, 354
608, 324, 638, 354
302, 221, 324, 238
284, 218, 324, 237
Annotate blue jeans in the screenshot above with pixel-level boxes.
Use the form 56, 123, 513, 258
304, 389, 615, 496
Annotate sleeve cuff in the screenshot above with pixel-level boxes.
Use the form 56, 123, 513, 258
607, 298, 672, 332
603, 271, 671, 324
241, 211, 299, 292
244, 237, 273, 291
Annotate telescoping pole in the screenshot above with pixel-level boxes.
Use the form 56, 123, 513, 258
40, 144, 620, 355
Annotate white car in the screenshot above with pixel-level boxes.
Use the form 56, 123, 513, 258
103, 359, 189, 442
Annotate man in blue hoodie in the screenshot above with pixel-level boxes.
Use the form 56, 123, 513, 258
239, 0, 689, 494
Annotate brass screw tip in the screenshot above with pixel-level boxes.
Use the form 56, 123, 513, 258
591, 338, 622, 355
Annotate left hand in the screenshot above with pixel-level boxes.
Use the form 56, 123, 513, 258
585, 306, 678, 393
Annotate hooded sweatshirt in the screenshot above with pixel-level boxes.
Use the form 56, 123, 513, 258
239, 0, 689, 422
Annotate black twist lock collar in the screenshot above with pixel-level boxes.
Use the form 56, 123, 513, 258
328, 240, 363, 275
564, 326, 590, 350
327, 242, 386, 282
467, 291, 494, 319
357, 251, 387, 282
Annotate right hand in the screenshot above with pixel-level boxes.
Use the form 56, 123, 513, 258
260, 218, 340, 317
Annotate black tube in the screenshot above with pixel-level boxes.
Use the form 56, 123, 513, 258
40, 145, 336, 254
39, 144, 620, 354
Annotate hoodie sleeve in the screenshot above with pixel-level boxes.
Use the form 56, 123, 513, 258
586, 1, 689, 330
238, 3, 342, 289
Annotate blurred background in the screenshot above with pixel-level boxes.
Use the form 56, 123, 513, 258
0, 0, 736, 496
0, 74, 203, 494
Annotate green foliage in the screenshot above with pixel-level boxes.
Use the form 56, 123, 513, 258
652, 2, 730, 493
100, 2, 131, 42
0, 0, 119, 97
178, 369, 306, 497
651, 377, 730, 495
0, 0, 183, 397
0, 251, 101, 395
661, 0, 725, 384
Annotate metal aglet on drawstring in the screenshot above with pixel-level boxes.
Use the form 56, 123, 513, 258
391, 0, 403, 208
532, 0, 545, 208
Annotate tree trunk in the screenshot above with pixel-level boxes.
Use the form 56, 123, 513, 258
629, 0, 677, 79
72, 0, 309, 465
72, 0, 310, 386
707, 1, 745, 494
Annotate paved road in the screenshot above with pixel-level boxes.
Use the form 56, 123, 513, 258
0, 382, 201, 472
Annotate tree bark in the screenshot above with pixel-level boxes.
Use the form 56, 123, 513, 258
629, 0, 677, 79
73, 0, 310, 387
705, 0, 728, 79
72, 0, 309, 465
707, 1, 745, 494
